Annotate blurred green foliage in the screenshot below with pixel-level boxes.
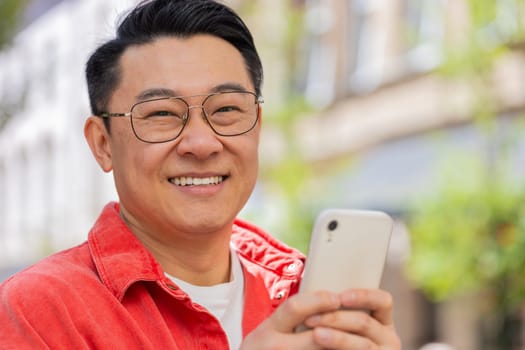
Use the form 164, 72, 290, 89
406, 0, 525, 347
408, 155, 525, 308
238, 1, 321, 253
0, 0, 29, 130
0, 0, 28, 49
261, 95, 316, 253
407, 0, 525, 300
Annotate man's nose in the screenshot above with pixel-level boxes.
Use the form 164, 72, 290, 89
175, 106, 223, 159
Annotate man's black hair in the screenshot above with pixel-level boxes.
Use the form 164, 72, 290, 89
85, 0, 263, 124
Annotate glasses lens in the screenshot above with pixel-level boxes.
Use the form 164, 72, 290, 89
203, 92, 258, 136
131, 98, 187, 142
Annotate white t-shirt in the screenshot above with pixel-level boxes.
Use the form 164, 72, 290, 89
166, 247, 245, 350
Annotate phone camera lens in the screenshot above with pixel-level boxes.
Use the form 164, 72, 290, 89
328, 220, 338, 231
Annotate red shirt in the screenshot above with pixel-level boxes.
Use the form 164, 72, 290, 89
0, 202, 305, 349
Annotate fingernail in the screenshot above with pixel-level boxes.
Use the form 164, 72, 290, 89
315, 327, 332, 342
342, 292, 356, 305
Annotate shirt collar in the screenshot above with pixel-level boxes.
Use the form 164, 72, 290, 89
231, 218, 305, 278
88, 202, 165, 301
87, 202, 305, 301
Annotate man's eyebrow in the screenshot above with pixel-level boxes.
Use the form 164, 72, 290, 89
135, 83, 251, 102
209, 83, 249, 93
136, 88, 176, 102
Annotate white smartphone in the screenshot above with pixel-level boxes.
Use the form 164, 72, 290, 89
299, 209, 393, 294
295, 209, 393, 332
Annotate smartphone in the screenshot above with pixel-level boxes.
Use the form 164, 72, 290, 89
299, 209, 393, 294
295, 209, 393, 332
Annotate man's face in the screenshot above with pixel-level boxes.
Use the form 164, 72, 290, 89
91, 35, 261, 240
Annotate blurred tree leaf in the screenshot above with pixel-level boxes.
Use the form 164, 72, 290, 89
407, 0, 525, 295
406, 1, 525, 347
0, 0, 28, 49
407, 155, 525, 308
261, 94, 316, 253
238, 1, 321, 252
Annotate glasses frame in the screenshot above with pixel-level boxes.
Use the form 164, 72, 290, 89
98, 90, 264, 144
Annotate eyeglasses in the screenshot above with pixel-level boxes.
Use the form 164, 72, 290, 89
98, 91, 264, 143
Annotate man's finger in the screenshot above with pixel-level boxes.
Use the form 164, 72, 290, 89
339, 288, 394, 326
270, 290, 341, 332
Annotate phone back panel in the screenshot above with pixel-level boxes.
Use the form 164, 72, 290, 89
299, 209, 393, 294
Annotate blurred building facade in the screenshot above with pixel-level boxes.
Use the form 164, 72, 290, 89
286, 1, 525, 350
0, 0, 131, 274
244, 2, 525, 347
1, 0, 525, 349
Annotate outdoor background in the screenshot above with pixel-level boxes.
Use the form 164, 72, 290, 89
1, 0, 525, 349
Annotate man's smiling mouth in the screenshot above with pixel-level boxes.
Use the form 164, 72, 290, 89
169, 176, 225, 186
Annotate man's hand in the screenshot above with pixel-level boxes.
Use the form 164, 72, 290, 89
240, 288, 401, 350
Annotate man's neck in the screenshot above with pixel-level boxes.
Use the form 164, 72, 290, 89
120, 210, 233, 286
144, 235, 232, 286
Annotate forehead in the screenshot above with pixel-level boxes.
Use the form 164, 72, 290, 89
114, 35, 253, 102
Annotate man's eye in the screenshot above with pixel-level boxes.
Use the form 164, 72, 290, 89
146, 110, 180, 118
152, 110, 174, 116
216, 106, 239, 113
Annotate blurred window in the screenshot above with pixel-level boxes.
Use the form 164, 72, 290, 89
347, 0, 384, 94
492, 0, 521, 41
303, 0, 337, 108
403, 0, 445, 73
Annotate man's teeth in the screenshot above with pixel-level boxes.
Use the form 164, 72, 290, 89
171, 176, 224, 186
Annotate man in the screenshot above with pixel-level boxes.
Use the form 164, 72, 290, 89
0, 0, 401, 349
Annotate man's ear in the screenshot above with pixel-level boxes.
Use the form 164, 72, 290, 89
257, 105, 263, 128
84, 116, 113, 173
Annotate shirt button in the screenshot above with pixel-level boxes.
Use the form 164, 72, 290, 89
276, 291, 285, 299
287, 263, 297, 271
